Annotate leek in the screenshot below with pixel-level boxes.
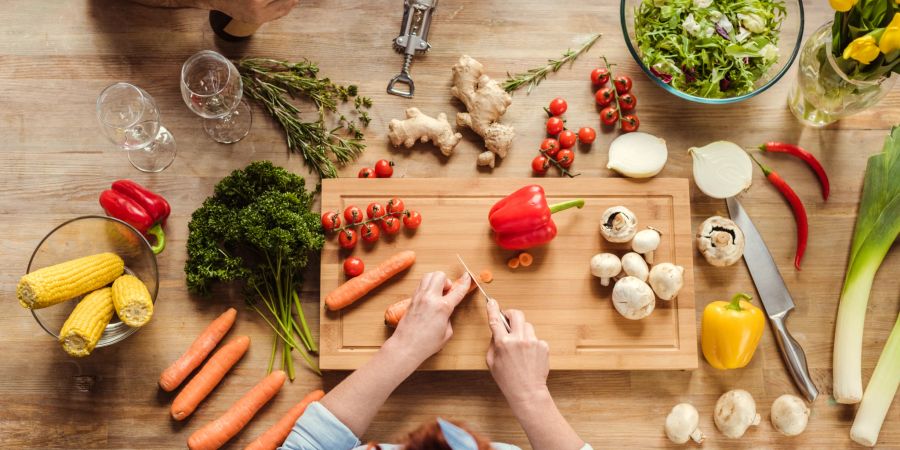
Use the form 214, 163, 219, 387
850, 314, 900, 447
833, 126, 900, 404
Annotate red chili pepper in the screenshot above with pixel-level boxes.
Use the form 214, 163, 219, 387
99, 190, 166, 254
111, 180, 171, 224
488, 185, 584, 250
749, 155, 808, 270
760, 142, 830, 201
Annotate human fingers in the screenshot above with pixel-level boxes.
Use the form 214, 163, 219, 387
486, 298, 509, 338
505, 309, 526, 336
524, 322, 537, 340
442, 273, 472, 308
426, 271, 447, 296
412, 272, 434, 301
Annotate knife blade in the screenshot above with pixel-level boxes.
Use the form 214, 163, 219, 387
726, 196, 818, 401
456, 254, 511, 333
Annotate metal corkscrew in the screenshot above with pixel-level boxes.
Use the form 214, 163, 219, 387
387, 0, 437, 98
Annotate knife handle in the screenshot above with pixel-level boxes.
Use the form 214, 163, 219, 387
770, 311, 818, 402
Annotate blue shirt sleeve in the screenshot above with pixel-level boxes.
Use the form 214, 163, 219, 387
278, 402, 361, 450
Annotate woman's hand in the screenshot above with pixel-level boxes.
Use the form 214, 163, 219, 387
388, 271, 471, 364
486, 302, 551, 406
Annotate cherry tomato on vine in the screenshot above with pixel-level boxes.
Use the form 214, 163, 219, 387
548, 97, 568, 116
532, 155, 550, 175
546, 117, 564, 136
338, 228, 358, 249
343, 205, 363, 224
558, 130, 577, 149
613, 75, 633, 94
358, 167, 375, 178
555, 149, 575, 169
343, 257, 364, 277
540, 138, 560, 157
577, 127, 596, 144
381, 216, 401, 235
590, 67, 610, 86
618, 92, 637, 111
360, 222, 380, 243
600, 106, 619, 126
386, 198, 405, 217
595, 87, 615, 107
366, 202, 385, 220
374, 159, 394, 178
402, 210, 422, 229
321, 211, 341, 232
621, 114, 640, 133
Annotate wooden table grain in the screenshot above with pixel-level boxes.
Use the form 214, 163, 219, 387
0, 1, 897, 448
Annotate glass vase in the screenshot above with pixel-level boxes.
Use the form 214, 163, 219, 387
788, 22, 896, 127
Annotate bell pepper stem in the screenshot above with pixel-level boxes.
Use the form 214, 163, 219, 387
147, 223, 166, 254
549, 199, 585, 214
726, 292, 753, 311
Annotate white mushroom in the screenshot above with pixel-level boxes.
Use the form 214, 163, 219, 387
770, 394, 810, 437
714, 389, 761, 439
600, 206, 638, 243
632, 227, 662, 263
665, 403, 706, 445
611, 276, 655, 320
697, 216, 745, 267
590, 253, 622, 287
621, 252, 649, 281
649, 263, 685, 301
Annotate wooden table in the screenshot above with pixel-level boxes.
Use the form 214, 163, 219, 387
1, 1, 897, 448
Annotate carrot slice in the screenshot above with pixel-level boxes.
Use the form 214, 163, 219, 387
171, 336, 251, 421
159, 307, 237, 392
243, 389, 325, 450
479, 269, 493, 283
325, 251, 416, 311
507, 257, 520, 269
518, 252, 534, 267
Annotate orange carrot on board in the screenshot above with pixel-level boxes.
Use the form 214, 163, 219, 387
187, 370, 288, 450
384, 276, 476, 328
518, 252, 534, 267
325, 250, 416, 311
507, 257, 520, 269
160, 307, 237, 392
171, 336, 251, 421
479, 269, 493, 283
243, 389, 326, 450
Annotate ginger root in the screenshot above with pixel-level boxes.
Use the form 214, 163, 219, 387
450, 55, 514, 167
388, 108, 462, 156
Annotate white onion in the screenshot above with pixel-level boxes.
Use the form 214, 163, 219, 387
689, 141, 753, 198
607, 132, 668, 178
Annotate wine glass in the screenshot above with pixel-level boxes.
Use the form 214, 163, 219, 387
96, 82, 177, 173
180, 50, 252, 144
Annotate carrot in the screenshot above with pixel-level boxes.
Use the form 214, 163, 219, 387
243, 389, 325, 450
507, 257, 520, 269
187, 370, 288, 450
479, 269, 493, 283
171, 336, 251, 421
325, 250, 416, 311
518, 252, 534, 267
160, 307, 237, 392
384, 276, 476, 328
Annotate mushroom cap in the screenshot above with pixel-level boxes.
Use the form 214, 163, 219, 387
632, 228, 661, 253
590, 253, 622, 279
697, 216, 745, 267
770, 394, 809, 437
665, 403, 700, 444
714, 389, 760, 439
600, 206, 638, 243
621, 252, 649, 281
611, 276, 655, 320
648, 263, 685, 301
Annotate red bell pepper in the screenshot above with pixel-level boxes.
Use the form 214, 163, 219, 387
488, 185, 584, 250
99, 181, 169, 254
111, 180, 171, 224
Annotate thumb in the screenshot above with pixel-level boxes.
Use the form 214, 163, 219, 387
486, 298, 508, 338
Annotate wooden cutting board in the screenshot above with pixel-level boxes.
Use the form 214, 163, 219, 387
319, 178, 697, 371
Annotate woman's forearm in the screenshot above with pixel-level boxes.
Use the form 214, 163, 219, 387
509, 388, 585, 450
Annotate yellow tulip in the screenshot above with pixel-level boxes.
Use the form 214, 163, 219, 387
829, 0, 858, 12
880, 13, 900, 54
844, 35, 881, 64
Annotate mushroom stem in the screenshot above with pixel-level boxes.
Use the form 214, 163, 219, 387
690, 428, 706, 444
712, 230, 731, 247
645, 250, 655, 264
601, 277, 611, 287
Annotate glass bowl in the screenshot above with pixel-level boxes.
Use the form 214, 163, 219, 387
25, 215, 159, 348
621, 0, 804, 104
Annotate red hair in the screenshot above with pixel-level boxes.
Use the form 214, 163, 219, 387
366, 419, 492, 450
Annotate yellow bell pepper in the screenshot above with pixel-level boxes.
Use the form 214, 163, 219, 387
701, 293, 766, 370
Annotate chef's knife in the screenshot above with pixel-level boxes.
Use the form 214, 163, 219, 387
726, 196, 818, 402
456, 254, 512, 333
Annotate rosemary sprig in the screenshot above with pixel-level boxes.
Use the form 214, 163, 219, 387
236, 58, 372, 179
502, 33, 602, 94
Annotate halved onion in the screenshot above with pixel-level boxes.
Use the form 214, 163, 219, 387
689, 141, 753, 199
607, 132, 668, 178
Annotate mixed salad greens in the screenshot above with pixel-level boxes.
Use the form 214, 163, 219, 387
634, 0, 786, 98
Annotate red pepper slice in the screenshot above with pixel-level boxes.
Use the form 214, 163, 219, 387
488, 185, 584, 250
111, 180, 171, 224
99, 190, 166, 254
760, 142, 830, 201
749, 155, 808, 270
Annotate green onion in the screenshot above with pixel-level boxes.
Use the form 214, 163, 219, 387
850, 314, 900, 446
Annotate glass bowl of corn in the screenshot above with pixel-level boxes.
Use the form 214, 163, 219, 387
22, 215, 158, 354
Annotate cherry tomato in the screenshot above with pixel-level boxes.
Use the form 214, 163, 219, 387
338, 228, 358, 249
590, 67, 610, 86
358, 167, 375, 178
621, 114, 640, 133
613, 75, 633, 94
321, 211, 341, 232
600, 106, 619, 126
343, 257, 364, 277
540, 138, 560, 157
548, 97, 568, 116
343, 205, 363, 224
386, 198, 405, 217
595, 87, 615, 107
558, 130, 577, 149
360, 222, 380, 243
577, 127, 596, 144
546, 117, 564, 135
374, 159, 394, 178
532, 155, 550, 175
381, 216, 401, 235
366, 202, 385, 220
402, 210, 422, 229
618, 92, 637, 111
555, 149, 575, 169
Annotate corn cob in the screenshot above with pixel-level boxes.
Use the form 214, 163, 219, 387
59, 287, 115, 357
111, 274, 153, 327
17, 252, 124, 309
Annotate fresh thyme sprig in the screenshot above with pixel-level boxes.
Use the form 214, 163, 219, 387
236, 58, 372, 179
502, 33, 602, 94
